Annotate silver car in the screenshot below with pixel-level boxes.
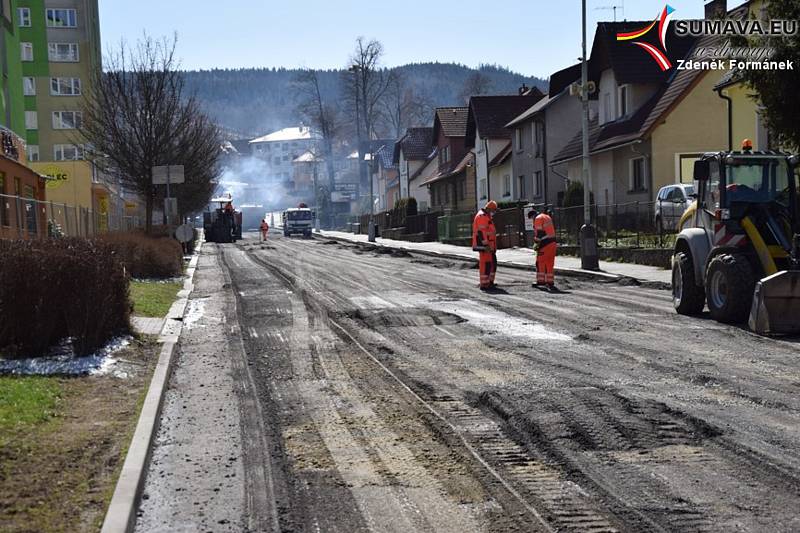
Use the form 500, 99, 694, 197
655, 184, 694, 232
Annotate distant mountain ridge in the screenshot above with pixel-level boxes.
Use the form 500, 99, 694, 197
181, 63, 548, 138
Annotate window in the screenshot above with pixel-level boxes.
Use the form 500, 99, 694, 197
20, 42, 33, 62
273, 156, 281, 165
518, 175, 526, 200
282, 143, 289, 151
618, 85, 629, 118
440, 145, 450, 165
603, 93, 612, 123
50, 77, 81, 96
515, 128, 522, 151
282, 154, 289, 161
17, 7, 30, 27
534, 171, 543, 197
630, 157, 647, 192
46, 8, 77, 27
458, 177, 466, 201
534, 121, 544, 157
27, 145, 39, 162
503, 174, 511, 197
48, 43, 79, 62
53, 144, 83, 161
52, 110, 82, 129
479, 178, 487, 200
24, 110, 37, 129
23, 77, 36, 96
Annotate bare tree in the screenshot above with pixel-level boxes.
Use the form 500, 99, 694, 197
342, 38, 392, 190
294, 68, 339, 224
380, 70, 433, 138
80, 35, 220, 233
458, 71, 494, 104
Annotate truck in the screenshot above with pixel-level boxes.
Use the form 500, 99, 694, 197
203, 196, 242, 243
282, 203, 313, 237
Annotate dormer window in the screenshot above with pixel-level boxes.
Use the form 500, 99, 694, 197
618, 84, 629, 119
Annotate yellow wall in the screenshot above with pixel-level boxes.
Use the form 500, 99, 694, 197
650, 70, 729, 191
726, 83, 760, 150
33, 161, 93, 208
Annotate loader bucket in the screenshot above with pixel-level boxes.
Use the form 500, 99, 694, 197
748, 270, 800, 335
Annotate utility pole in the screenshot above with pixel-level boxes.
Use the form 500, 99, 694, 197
312, 156, 320, 232
580, 0, 600, 270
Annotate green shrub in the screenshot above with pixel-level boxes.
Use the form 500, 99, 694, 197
0, 239, 130, 358
98, 231, 183, 279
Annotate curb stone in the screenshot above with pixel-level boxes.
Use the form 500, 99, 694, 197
315, 232, 624, 282
100, 234, 204, 533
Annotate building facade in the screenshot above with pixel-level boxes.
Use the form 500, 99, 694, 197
249, 126, 320, 183
17, 0, 113, 224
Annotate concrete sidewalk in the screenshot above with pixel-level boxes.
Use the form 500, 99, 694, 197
318, 230, 671, 284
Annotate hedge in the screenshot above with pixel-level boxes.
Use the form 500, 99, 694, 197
97, 230, 183, 279
0, 239, 130, 358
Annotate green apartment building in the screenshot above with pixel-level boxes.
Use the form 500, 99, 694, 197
17, 0, 106, 214
0, 0, 47, 239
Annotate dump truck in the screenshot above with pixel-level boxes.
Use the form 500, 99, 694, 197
282, 203, 313, 237
671, 140, 800, 334
203, 196, 242, 243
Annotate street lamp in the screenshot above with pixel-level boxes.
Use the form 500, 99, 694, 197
580, 0, 600, 270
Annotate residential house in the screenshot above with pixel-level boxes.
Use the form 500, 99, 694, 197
421, 107, 476, 213
709, 1, 769, 153
291, 150, 325, 205
465, 92, 544, 210
549, 20, 737, 205
506, 64, 592, 207
393, 127, 434, 211
371, 142, 398, 211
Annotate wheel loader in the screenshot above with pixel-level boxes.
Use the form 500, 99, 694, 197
671, 140, 800, 334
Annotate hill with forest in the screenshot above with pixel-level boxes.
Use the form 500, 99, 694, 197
181, 63, 548, 138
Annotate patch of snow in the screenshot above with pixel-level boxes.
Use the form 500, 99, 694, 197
184, 298, 207, 329
0, 336, 133, 377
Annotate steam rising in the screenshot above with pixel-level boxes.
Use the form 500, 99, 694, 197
217, 155, 292, 210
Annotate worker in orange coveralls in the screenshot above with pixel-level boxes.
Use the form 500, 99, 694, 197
259, 219, 269, 241
472, 200, 498, 291
530, 208, 557, 289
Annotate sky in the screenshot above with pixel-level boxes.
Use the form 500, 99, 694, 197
99, 0, 749, 79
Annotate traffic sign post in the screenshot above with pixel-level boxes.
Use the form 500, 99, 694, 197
153, 165, 185, 226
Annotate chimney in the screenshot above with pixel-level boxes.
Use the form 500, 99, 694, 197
519, 83, 529, 96
705, 0, 726, 19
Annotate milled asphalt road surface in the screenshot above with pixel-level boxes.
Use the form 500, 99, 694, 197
136, 231, 800, 532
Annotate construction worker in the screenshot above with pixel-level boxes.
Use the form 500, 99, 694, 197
259, 219, 269, 241
530, 207, 557, 289
473, 200, 498, 290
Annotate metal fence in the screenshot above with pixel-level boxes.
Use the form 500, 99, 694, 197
552, 201, 678, 249
0, 193, 143, 240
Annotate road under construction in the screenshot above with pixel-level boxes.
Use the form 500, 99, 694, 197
135, 231, 800, 532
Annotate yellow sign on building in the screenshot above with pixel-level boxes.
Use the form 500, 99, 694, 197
33, 161, 93, 209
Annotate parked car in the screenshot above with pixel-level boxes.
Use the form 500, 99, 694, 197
655, 184, 694, 232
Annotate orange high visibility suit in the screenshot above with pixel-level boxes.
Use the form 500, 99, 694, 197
534, 212, 557, 286
472, 209, 497, 288
259, 220, 269, 241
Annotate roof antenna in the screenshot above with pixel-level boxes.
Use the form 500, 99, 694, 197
594, 1, 624, 22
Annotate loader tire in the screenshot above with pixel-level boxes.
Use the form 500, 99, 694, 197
705, 253, 755, 324
672, 251, 705, 315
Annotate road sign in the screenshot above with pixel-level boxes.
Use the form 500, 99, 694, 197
175, 223, 194, 243
152, 165, 185, 185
